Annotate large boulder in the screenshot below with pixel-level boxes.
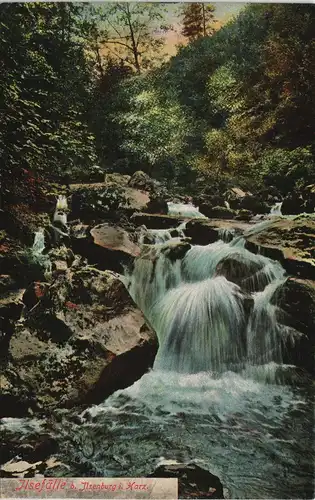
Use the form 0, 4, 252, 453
282, 193, 305, 215
1, 267, 157, 417
198, 205, 236, 219
244, 215, 315, 279
184, 220, 249, 246
150, 463, 224, 499
145, 197, 168, 215
272, 278, 315, 372
239, 195, 269, 214
71, 223, 140, 273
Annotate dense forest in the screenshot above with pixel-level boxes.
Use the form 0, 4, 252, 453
1, 2, 314, 208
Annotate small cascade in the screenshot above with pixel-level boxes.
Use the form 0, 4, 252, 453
270, 202, 283, 216
139, 222, 186, 245
31, 228, 46, 256
30, 228, 51, 274
125, 246, 183, 315
53, 194, 69, 242
126, 222, 292, 381
151, 276, 246, 373
247, 279, 286, 366
54, 195, 68, 226
218, 227, 235, 243
224, 200, 230, 210
167, 202, 207, 218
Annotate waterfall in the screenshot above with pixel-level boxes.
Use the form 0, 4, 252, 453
270, 202, 283, 216
125, 223, 290, 381
167, 202, 207, 218
54, 195, 68, 226
31, 228, 45, 256
56, 194, 68, 211
247, 279, 286, 365
30, 228, 51, 275
151, 276, 246, 373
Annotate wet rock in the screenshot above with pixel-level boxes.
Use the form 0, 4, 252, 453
239, 195, 269, 214
184, 220, 248, 246
225, 187, 250, 210
89, 224, 140, 273
145, 197, 168, 215
244, 216, 315, 279
194, 194, 225, 209
2, 268, 158, 415
199, 205, 236, 219
149, 463, 224, 499
131, 213, 186, 229
185, 221, 218, 245
91, 224, 140, 258
235, 209, 253, 221
71, 223, 140, 274
282, 193, 305, 215
161, 241, 191, 262
215, 255, 266, 292
272, 278, 315, 372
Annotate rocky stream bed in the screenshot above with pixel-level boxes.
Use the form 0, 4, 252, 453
1, 172, 314, 499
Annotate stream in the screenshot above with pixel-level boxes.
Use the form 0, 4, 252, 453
2, 204, 314, 499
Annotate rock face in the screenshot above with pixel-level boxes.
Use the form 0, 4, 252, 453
150, 463, 224, 499
272, 278, 315, 372
184, 219, 249, 245
71, 223, 140, 273
1, 266, 158, 417
215, 255, 266, 292
244, 215, 315, 279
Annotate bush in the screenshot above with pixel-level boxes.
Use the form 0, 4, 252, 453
259, 147, 315, 194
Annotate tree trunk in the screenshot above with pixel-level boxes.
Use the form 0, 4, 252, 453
202, 4, 206, 37
125, 4, 141, 74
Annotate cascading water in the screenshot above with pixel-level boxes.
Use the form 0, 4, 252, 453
126, 225, 290, 380
218, 226, 235, 242
31, 228, 46, 256
138, 222, 187, 245
270, 202, 283, 216
167, 201, 207, 218
54, 194, 68, 226
5, 213, 312, 500
151, 276, 246, 373
30, 228, 51, 274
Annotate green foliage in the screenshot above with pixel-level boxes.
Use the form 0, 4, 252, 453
259, 147, 315, 193
0, 2, 97, 205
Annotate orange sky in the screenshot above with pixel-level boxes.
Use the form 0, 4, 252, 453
100, 3, 246, 66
